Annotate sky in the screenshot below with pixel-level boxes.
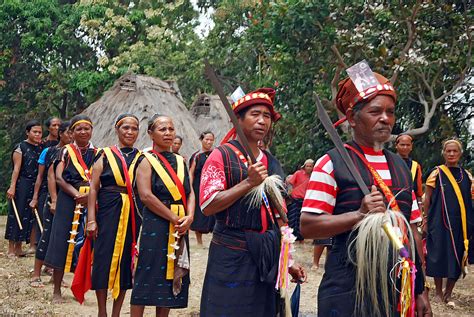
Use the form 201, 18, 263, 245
190, 0, 215, 38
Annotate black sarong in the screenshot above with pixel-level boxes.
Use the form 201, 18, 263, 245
287, 198, 303, 241
200, 223, 280, 317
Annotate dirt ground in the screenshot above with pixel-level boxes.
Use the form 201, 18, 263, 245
0, 216, 473, 317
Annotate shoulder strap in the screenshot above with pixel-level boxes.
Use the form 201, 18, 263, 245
152, 151, 187, 209
143, 152, 185, 206
103, 147, 125, 186
65, 144, 91, 182
411, 161, 418, 182
438, 165, 469, 271
226, 143, 249, 167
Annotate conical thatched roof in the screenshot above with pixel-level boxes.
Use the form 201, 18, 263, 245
190, 94, 233, 145
82, 73, 201, 158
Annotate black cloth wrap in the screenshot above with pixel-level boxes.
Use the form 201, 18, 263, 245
287, 198, 304, 240
200, 140, 286, 317
425, 166, 473, 280
43, 146, 95, 271
190, 150, 215, 233
5, 141, 41, 242
92, 148, 141, 291
130, 151, 191, 307
200, 222, 281, 316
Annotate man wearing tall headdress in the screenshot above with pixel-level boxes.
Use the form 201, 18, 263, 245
199, 88, 306, 316
301, 71, 431, 316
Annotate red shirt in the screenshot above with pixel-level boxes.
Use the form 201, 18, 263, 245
288, 169, 311, 199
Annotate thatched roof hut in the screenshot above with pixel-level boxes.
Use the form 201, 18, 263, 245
190, 94, 233, 145
83, 73, 201, 158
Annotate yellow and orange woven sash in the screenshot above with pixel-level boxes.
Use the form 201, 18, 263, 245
103, 147, 140, 299
439, 165, 469, 275
65, 144, 92, 182
143, 152, 185, 279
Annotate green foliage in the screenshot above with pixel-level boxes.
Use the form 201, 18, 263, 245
0, 0, 471, 211
0, 192, 7, 215
77, 0, 206, 102
198, 0, 472, 174
0, 0, 104, 204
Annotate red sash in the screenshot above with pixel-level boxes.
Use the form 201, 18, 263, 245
344, 144, 409, 242
151, 150, 187, 210
69, 144, 93, 181
110, 146, 138, 262
344, 144, 400, 211
71, 237, 93, 304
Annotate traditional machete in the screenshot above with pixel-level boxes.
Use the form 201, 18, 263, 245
314, 94, 370, 196
203, 60, 256, 162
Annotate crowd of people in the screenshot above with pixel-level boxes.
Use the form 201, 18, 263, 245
3, 70, 473, 317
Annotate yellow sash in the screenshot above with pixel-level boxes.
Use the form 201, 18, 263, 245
103, 147, 140, 299
143, 152, 185, 279
65, 185, 89, 273
65, 144, 90, 182
410, 161, 418, 182
439, 165, 469, 275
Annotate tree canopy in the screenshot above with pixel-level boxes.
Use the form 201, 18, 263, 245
0, 0, 472, 205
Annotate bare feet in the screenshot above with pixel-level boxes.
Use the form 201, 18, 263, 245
52, 293, 65, 304
310, 264, 319, 271
432, 293, 444, 303
443, 292, 453, 304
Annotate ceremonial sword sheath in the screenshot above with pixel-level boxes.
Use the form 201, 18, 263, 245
314, 94, 409, 258
204, 60, 288, 223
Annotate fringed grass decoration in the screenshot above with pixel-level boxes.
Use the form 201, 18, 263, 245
245, 174, 286, 213
348, 208, 415, 317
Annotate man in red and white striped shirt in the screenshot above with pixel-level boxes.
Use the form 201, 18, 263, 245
300, 72, 431, 317
302, 146, 422, 223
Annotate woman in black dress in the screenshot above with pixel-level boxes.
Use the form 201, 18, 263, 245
131, 114, 195, 317
189, 131, 215, 245
424, 139, 473, 305
30, 121, 71, 287
29, 117, 63, 247
44, 114, 96, 303
87, 114, 141, 317
5, 120, 43, 257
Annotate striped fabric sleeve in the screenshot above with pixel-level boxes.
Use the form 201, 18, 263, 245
301, 154, 338, 215
409, 191, 422, 224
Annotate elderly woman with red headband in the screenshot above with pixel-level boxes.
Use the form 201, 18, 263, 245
424, 139, 473, 307
199, 88, 306, 317
301, 73, 431, 317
